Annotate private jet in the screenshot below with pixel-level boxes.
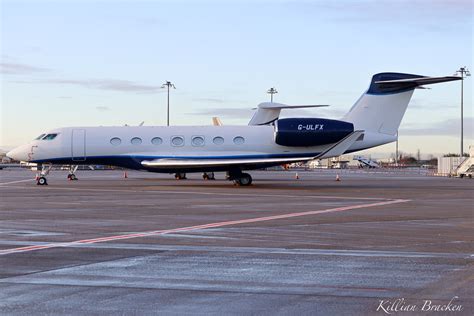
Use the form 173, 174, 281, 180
7, 72, 460, 186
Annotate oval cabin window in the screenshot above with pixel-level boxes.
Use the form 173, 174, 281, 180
233, 136, 245, 145
171, 136, 184, 146
131, 137, 142, 145
192, 136, 205, 147
213, 136, 224, 145
110, 137, 121, 146
151, 137, 163, 145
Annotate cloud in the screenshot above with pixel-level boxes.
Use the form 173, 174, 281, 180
192, 98, 226, 104
190, 107, 253, 119
96, 106, 110, 112
295, 0, 472, 32
409, 98, 459, 110
137, 17, 168, 27
0, 62, 51, 74
190, 106, 347, 120
401, 117, 474, 137
46, 79, 161, 93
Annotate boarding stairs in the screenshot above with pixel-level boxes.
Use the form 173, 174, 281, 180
353, 156, 380, 168
455, 146, 474, 178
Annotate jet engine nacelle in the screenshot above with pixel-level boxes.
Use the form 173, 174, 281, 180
274, 118, 354, 147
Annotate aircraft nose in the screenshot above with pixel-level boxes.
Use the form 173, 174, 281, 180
6, 146, 28, 162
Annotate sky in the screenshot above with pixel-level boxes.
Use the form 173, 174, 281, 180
1, 0, 472, 158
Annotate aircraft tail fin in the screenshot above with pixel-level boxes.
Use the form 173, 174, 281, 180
342, 73, 460, 135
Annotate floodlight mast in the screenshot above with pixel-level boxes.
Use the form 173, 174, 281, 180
267, 87, 278, 103
161, 81, 176, 126
454, 67, 470, 157
395, 130, 399, 166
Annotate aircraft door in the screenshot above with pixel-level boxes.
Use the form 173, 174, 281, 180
71, 129, 86, 161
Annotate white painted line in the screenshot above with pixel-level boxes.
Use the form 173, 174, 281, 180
0, 199, 410, 256
2, 241, 470, 259
44, 202, 82, 205
0, 184, 390, 201
0, 179, 34, 185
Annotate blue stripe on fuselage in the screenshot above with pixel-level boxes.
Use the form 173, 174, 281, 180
30, 152, 322, 171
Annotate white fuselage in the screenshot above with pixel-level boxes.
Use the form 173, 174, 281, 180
8, 125, 395, 172
7, 71, 460, 177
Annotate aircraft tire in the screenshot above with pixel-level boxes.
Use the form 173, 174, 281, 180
37, 177, 48, 185
175, 173, 187, 180
203, 172, 215, 180
235, 173, 252, 186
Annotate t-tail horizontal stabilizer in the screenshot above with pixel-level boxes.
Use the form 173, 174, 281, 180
374, 75, 461, 94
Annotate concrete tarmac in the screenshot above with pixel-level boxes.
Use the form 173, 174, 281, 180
0, 169, 472, 315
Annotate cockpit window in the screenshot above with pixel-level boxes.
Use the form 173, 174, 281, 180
42, 133, 59, 140
34, 134, 46, 140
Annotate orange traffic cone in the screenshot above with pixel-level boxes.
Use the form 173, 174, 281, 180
335, 174, 340, 181
295, 172, 299, 180
124, 171, 128, 178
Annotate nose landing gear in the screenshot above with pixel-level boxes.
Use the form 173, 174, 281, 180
37, 176, 48, 185
36, 164, 52, 186
67, 165, 79, 181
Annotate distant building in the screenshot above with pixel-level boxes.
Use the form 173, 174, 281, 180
437, 146, 473, 176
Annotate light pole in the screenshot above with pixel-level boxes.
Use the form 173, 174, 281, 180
454, 67, 470, 157
161, 81, 176, 126
267, 87, 278, 103
395, 130, 399, 166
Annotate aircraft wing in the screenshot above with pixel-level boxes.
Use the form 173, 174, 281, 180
141, 131, 364, 170
141, 156, 314, 169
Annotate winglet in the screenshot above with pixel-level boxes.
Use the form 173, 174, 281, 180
314, 131, 364, 159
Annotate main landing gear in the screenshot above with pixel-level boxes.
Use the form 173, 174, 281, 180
202, 172, 215, 180
67, 165, 79, 181
36, 164, 53, 186
174, 173, 215, 180
175, 172, 187, 180
227, 170, 252, 186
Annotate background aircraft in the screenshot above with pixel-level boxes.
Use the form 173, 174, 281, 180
7, 72, 460, 186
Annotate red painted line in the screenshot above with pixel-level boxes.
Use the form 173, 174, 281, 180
0, 199, 410, 256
